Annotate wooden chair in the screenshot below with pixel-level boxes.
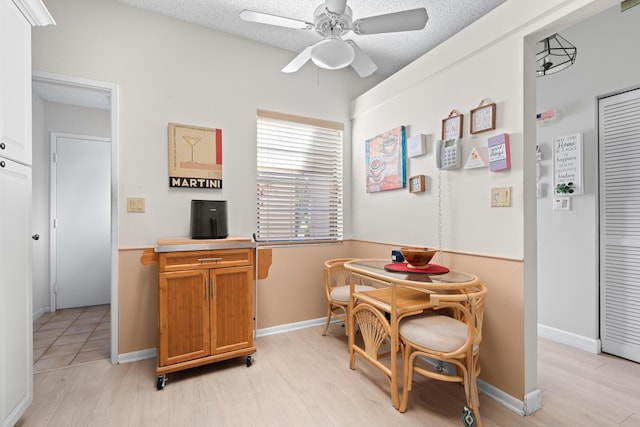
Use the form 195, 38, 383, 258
322, 258, 375, 336
398, 283, 488, 426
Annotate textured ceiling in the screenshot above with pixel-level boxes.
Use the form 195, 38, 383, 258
113, 0, 507, 78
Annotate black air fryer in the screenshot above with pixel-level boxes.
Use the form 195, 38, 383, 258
190, 200, 228, 239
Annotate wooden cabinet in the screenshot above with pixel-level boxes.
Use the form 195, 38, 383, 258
156, 246, 256, 388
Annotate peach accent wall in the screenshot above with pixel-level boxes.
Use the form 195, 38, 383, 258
119, 241, 524, 399
118, 249, 158, 354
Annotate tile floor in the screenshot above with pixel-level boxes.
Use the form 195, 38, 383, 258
32, 304, 110, 372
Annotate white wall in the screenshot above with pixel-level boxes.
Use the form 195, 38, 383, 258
31, 0, 381, 248
536, 4, 640, 346
31, 99, 111, 314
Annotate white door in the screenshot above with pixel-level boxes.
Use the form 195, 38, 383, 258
51, 133, 111, 309
599, 88, 640, 363
0, 157, 32, 427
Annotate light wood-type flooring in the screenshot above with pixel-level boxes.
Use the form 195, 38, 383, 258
18, 322, 640, 426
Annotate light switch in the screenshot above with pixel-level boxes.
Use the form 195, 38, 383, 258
491, 187, 511, 207
127, 197, 145, 213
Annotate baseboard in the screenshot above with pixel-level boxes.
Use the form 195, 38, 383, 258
116, 318, 330, 364
256, 316, 328, 337
537, 323, 601, 354
478, 380, 542, 416
33, 306, 50, 321
118, 348, 156, 364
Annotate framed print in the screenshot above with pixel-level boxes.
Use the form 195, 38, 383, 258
365, 126, 406, 193
442, 110, 463, 140
168, 122, 222, 189
470, 101, 496, 134
409, 175, 426, 193
553, 133, 582, 195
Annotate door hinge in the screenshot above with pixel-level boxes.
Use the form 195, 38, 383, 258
52, 218, 57, 228
53, 284, 58, 294
52, 152, 58, 163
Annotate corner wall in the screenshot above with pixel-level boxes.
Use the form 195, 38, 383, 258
348, 0, 618, 410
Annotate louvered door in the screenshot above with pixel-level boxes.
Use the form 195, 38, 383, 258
599, 88, 640, 362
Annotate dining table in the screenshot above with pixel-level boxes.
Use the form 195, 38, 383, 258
344, 259, 480, 409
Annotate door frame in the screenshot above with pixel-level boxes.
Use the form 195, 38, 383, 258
50, 132, 111, 310
33, 70, 119, 364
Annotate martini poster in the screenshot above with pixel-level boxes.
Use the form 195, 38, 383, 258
168, 122, 222, 188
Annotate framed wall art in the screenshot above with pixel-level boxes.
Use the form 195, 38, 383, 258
470, 100, 496, 134
553, 132, 582, 195
365, 126, 406, 193
442, 110, 463, 140
168, 122, 222, 189
409, 175, 426, 193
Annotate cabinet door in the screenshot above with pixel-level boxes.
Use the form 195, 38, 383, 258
158, 269, 210, 366
0, 157, 32, 426
0, 0, 32, 165
210, 266, 254, 354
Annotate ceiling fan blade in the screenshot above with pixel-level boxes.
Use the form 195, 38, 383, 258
345, 40, 377, 77
352, 8, 428, 35
239, 9, 313, 30
282, 45, 314, 73
324, 0, 347, 15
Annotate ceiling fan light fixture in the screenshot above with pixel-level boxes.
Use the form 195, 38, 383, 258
311, 37, 355, 70
536, 33, 577, 77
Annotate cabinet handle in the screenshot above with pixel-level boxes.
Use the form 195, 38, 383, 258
205, 278, 209, 301
199, 257, 222, 262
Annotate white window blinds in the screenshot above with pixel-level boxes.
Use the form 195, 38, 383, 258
256, 109, 344, 243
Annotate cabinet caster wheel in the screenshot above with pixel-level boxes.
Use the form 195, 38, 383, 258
246, 355, 252, 367
156, 374, 167, 390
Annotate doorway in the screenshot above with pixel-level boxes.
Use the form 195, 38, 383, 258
50, 133, 111, 309
32, 71, 119, 363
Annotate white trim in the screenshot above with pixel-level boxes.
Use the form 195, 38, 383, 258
32, 70, 120, 365
256, 317, 329, 337
12, 0, 55, 26
118, 348, 156, 364
478, 380, 542, 416
32, 305, 50, 321
537, 323, 601, 354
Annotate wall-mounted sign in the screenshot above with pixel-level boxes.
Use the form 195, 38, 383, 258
488, 133, 511, 172
168, 122, 222, 189
442, 110, 463, 140
553, 133, 582, 195
470, 101, 496, 134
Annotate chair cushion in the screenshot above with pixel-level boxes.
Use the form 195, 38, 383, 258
399, 313, 468, 353
330, 285, 376, 302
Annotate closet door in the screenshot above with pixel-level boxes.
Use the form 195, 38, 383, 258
0, 158, 32, 427
599, 88, 640, 363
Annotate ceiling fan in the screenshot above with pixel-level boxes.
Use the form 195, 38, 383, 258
239, 0, 429, 77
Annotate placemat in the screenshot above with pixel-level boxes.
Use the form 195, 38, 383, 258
384, 262, 449, 274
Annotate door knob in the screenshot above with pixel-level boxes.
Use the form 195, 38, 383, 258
32, 234, 40, 240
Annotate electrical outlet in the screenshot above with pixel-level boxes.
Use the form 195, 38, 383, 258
491, 187, 511, 207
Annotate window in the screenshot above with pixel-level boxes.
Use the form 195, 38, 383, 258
256, 109, 343, 243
